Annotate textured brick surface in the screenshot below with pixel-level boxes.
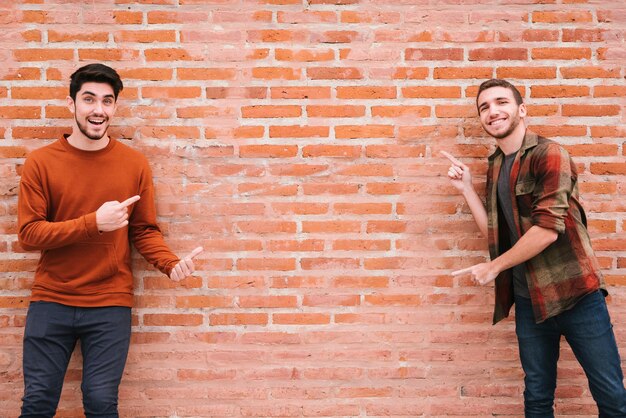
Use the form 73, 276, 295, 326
0, 0, 625, 416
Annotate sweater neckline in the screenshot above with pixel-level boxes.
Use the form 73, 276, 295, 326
59, 134, 117, 157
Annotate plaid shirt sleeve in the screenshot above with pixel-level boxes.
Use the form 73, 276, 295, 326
529, 143, 573, 234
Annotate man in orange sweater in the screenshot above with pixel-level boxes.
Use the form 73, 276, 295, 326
17, 63, 203, 417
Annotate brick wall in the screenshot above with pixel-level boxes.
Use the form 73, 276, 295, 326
0, 0, 624, 416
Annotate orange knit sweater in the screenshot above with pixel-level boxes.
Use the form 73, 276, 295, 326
18, 135, 179, 307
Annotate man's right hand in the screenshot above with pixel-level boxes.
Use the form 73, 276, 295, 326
96, 195, 141, 232
441, 151, 473, 193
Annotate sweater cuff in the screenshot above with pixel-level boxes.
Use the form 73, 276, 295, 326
164, 259, 180, 277
83, 212, 101, 238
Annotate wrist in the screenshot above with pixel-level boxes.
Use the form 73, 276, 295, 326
461, 186, 476, 199
489, 258, 505, 277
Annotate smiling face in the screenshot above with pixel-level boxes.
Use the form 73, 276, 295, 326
476, 86, 527, 141
67, 81, 117, 144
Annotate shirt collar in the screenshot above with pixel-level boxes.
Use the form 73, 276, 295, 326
488, 129, 539, 161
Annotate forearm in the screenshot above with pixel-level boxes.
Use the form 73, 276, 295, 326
18, 212, 100, 250
491, 225, 558, 274
462, 187, 488, 237
131, 225, 179, 275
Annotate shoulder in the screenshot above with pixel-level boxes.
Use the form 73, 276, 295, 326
531, 136, 568, 160
528, 136, 572, 177
112, 139, 151, 166
23, 140, 64, 170
27, 139, 64, 159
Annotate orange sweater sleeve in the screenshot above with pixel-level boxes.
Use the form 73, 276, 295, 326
128, 161, 180, 276
18, 157, 100, 251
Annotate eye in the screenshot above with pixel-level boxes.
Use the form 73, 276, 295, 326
103, 98, 114, 105
83, 96, 93, 103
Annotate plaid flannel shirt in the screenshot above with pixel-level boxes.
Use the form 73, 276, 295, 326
487, 130, 605, 324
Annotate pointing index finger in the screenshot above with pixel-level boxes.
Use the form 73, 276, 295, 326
451, 266, 473, 276
440, 150, 464, 167
186, 246, 204, 260
120, 195, 141, 208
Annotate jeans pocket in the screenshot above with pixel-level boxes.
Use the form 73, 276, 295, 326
24, 302, 49, 338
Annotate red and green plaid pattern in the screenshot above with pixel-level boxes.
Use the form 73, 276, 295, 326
487, 130, 605, 324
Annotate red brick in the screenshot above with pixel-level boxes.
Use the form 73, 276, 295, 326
1, 2, 624, 415
241, 105, 301, 118
530, 85, 589, 98
335, 125, 394, 139
271, 87, 331, 99
275, 48, 335, 62
532, 11, 593, 23
237, 258, 296, 271
177, 68, 236, 80
594, 86, 626, 98
336, 86, 396, 99
434, 67, 492, 79
0, 107, 40, 119
562, 105, 620, 117
532, 48, 591, 60
402, 86, 460, 98
14, 49, 74, 61
307, 105, 365, 118
142, 87, 202, 99
469, 48, 527, 61
209, 313, 268, 326
273, 313, 330, 325
563, 29, 614, 42
206, 87, 267, 99
115, 30, 176, 43
118, 68, 173, 80
239, 145, 298, 158
496, 66, 556, 79
307, 67, 363, 79
302, 145, 361, 158
252, 67, 301, 80
560, 66, 621, 79
406, 48, 463, 61
48, 30, 108, 42
311, 30, 361, 43
143, 314, 203, 326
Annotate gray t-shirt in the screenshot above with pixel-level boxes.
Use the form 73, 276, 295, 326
497, 153, 530, 299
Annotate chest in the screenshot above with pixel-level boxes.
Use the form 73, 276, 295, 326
41, 156, 143, 219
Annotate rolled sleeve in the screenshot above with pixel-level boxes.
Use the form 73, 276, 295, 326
530, 144, 572, 234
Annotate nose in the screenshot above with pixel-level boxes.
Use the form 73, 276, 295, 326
93, 100, 104, 114
487, 103, 500, 118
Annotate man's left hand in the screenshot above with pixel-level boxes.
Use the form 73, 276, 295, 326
170, 246, 204, 281
452, 262, 499, 285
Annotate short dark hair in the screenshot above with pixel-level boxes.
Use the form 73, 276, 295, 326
476, 79, 523, 109
69, 63, 123, 101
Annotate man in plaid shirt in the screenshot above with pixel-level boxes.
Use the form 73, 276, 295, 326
444, 78, 626, 416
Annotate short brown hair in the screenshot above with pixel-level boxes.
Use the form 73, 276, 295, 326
69, 63, 123, 101
476, 79, 523, 109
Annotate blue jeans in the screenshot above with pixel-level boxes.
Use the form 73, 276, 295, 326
515, 291, 626, 417
20, 301, 131, 418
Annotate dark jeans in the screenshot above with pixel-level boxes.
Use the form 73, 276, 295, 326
515, 291, 626, 417
20, 301, 131, 418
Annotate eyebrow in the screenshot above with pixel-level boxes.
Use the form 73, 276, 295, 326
81, 90, 115, 99
478, 96, 510, 109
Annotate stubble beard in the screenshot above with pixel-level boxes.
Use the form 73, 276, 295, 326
486, 114, 520, 140
76, 114, 108, 141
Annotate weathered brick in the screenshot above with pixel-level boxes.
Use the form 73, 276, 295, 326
1, 1, 624, 416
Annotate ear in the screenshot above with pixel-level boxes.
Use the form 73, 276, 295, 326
518, 102, 527, 118
66, 95, 75, 115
